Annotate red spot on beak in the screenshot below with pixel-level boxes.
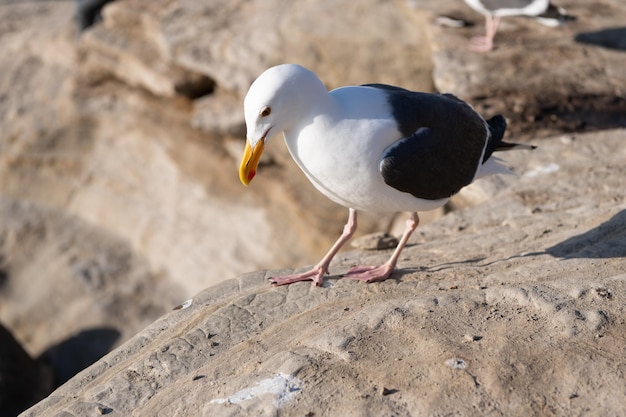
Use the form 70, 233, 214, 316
248, 170, 256, 182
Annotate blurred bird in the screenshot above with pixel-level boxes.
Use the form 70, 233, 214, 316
464, 0, 575, 52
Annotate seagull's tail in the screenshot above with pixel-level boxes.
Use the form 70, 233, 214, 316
482, 115, 507, 164
476, 115, 536, 179
494, 141, 537, 152
534, 5, 577, 27
475, 156, 514, 179
484, 115, 536, 160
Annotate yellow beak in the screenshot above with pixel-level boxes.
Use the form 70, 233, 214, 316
239, 139, 265, 186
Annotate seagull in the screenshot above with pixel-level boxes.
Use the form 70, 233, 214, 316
463, 0, 575, 52
239, 64, 533, 286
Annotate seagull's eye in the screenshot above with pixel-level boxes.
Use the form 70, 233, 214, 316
260, 106, 271, 117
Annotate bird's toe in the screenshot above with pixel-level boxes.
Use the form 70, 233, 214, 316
343, 264, 394, 283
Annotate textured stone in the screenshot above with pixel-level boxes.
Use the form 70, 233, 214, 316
0, 199, 183, 380
20, 129, 626, 416
78, 1, 216, 98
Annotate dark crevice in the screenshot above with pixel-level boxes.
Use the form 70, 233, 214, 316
174, 72, 216, 100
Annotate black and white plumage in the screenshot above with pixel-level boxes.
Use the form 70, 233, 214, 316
239, 64, 532, 286
464, 0, 575, 51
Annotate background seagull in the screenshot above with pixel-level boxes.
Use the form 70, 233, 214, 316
463, 0, 575, 51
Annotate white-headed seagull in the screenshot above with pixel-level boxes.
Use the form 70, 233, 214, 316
239, 64, 533, 286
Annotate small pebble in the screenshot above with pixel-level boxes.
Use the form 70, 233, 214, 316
381, 387, 399, 396
173, 298, 193, 310
463, 334, 483, 342
97, 406, 114, 415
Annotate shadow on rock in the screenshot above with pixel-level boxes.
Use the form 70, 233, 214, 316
40, 327, 120, 386
547, 209, 626, 259
574, 27, 626, 51
0, 323, 53, 417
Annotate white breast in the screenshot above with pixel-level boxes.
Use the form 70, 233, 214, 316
465, 0, 549, 17
283, 87, 449, 213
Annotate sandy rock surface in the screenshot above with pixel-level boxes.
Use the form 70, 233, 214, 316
22, 129, 626, 416
0, 199, 182, 376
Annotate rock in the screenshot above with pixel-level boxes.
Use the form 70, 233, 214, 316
78, 1, 216, 98
20, 129, 626, 416
0, 199, 183, 384
75, 0, 434, 133
190, 88, 245, 136
161, 0, 435, 95
0, 323, 53, 417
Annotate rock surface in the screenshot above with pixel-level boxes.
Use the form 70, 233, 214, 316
0, 198, 182, 381
21, 129, 626, 416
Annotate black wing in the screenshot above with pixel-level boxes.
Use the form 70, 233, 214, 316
369, 86, 497, 200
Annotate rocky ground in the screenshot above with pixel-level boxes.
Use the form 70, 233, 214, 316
21, 129, 626, 416
0, 0, 624, 415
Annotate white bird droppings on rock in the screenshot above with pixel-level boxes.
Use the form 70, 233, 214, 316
173, 298, 193, 310
209, 374, 302, 408
445, 358, 468, 370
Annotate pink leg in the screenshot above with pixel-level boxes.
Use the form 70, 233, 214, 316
269, 208, 358, 287
344, 212, 420, 283
470, 15, 500, 52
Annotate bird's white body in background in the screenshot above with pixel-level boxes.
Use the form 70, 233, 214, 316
463, 0, 573, 51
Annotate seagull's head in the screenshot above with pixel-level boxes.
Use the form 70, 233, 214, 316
239, 64, 325, 186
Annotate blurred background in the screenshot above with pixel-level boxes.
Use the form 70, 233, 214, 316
0, 0, 624, 414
